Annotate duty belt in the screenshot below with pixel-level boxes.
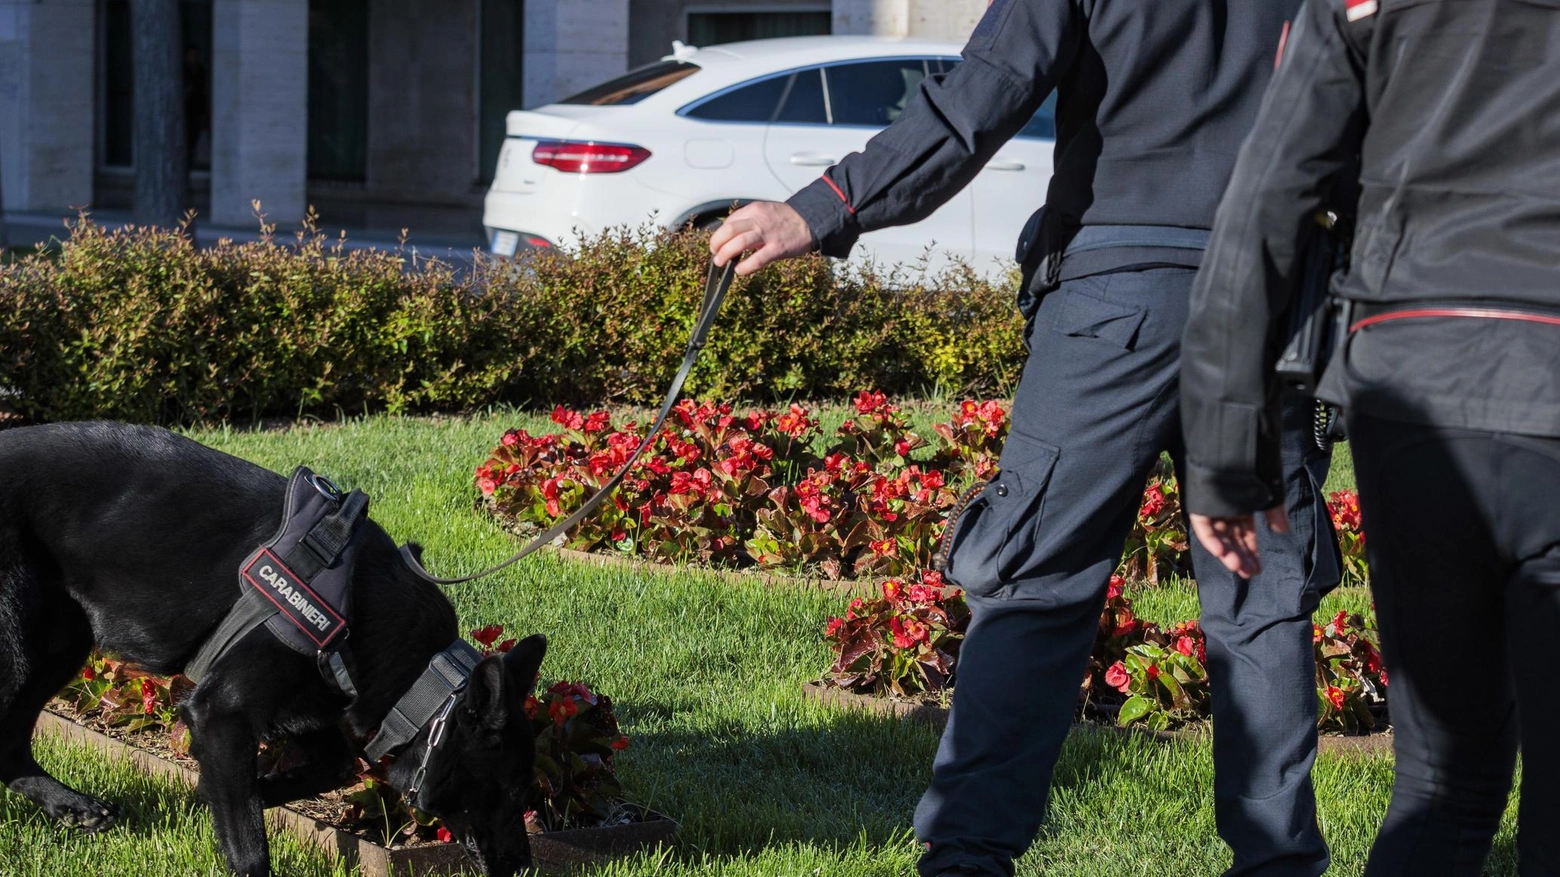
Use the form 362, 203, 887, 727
185, 466, 370, 697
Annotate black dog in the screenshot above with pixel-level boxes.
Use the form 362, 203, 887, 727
0, 422, 546, 876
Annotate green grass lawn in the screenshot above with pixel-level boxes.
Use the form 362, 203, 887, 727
4, 410, 1517, 876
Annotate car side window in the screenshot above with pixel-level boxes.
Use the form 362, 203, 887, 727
684, 74, 791, 123
1017, 91, 1058, 140
822, 59, 929, 127
774, 68, 827, 124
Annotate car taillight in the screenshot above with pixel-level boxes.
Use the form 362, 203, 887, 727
532, 140, 651, 174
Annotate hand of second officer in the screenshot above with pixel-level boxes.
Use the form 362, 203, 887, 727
709, 201, 814, 276
1190, 507, 1291, 579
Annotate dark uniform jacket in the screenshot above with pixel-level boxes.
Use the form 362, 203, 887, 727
787, 0, 1302, 259
1181, 0, 1560, 517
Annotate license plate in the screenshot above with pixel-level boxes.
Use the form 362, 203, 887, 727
490, 230, 520, 258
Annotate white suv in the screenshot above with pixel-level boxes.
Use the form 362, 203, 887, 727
482, 36, 1055, 275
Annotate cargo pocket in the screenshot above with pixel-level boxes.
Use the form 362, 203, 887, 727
1053, 287, 1148, 350
941, 432, 1061, 597
1302, 451, 1343, 600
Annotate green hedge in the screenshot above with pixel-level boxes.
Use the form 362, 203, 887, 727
0, 218, 1025, 424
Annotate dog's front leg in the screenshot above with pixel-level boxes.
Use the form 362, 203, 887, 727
185, 699, 271, 877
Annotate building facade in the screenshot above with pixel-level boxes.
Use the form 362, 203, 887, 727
0, 0, 984, 238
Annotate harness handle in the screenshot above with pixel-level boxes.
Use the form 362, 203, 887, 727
399, 259, 739, 586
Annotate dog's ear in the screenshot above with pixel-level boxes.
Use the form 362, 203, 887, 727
465, 634, 547, 731
503, 633, 547, 697
465, 656, 509, 731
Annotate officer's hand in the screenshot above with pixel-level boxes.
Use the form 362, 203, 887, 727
709, 202, 814, 276
1189, 507, 1290, 579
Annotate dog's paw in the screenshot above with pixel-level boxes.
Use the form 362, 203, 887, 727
50, 794, 119, 833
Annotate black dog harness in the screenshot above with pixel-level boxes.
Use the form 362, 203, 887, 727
182, 467, 493, 800
185, 467, 369, 696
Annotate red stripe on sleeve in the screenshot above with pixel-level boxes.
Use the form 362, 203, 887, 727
822, 176, 856, 215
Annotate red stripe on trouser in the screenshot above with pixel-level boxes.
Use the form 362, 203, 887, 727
1351, 307, 1560, 333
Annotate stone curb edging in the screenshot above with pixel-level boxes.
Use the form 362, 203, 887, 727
32, 711, 676, 875
800, 682, 1393, 756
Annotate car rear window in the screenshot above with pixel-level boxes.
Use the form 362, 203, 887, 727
560, 61, 699, 106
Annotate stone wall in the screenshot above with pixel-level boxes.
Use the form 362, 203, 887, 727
832, 0, 986, 40
210, 0, 308, 226
0, 0, 94, 213
524, 0, 630, 109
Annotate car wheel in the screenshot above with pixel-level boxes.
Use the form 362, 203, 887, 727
691, 212, 725, 232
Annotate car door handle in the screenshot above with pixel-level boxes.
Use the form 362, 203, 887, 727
986, 158, 1026, 171
789, 153, 838, 167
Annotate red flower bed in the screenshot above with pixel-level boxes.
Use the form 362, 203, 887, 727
823, 571, 969, 697
1081, 584, 1386, 732
479, 393, 1198, 583
817, 571, 1390, 735
481, 393, 975, 579
1329, 489, 1369, 586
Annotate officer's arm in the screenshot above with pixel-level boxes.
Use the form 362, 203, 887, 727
786, 0, 1082, 258
1180, 0, 1370, 518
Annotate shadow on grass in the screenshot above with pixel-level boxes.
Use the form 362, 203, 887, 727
0, 770, 204, 843
617, 700, 1136, 864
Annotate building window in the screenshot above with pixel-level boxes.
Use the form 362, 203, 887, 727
686, 9, 831, 47
100, 0, 214, 171
478, 0, 525, 184
307, 0, 369, 182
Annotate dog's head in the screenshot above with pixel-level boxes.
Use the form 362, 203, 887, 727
398, 633, 547, 876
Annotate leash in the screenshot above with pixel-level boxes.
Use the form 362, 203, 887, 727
398, 259, 738, 586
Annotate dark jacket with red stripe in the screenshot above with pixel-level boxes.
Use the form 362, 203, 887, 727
1181, 0, 1560, 516
786, 0, 1302, 258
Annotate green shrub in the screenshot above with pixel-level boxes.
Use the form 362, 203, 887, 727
0, 216, 1024, 424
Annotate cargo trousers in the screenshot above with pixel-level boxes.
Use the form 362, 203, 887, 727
916, 267, 1339, 877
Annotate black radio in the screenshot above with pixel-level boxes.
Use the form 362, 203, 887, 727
1275, 209, 1353, 449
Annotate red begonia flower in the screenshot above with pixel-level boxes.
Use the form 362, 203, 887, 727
1104, 661, 1131, 693
1326, 686, 1346, 711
